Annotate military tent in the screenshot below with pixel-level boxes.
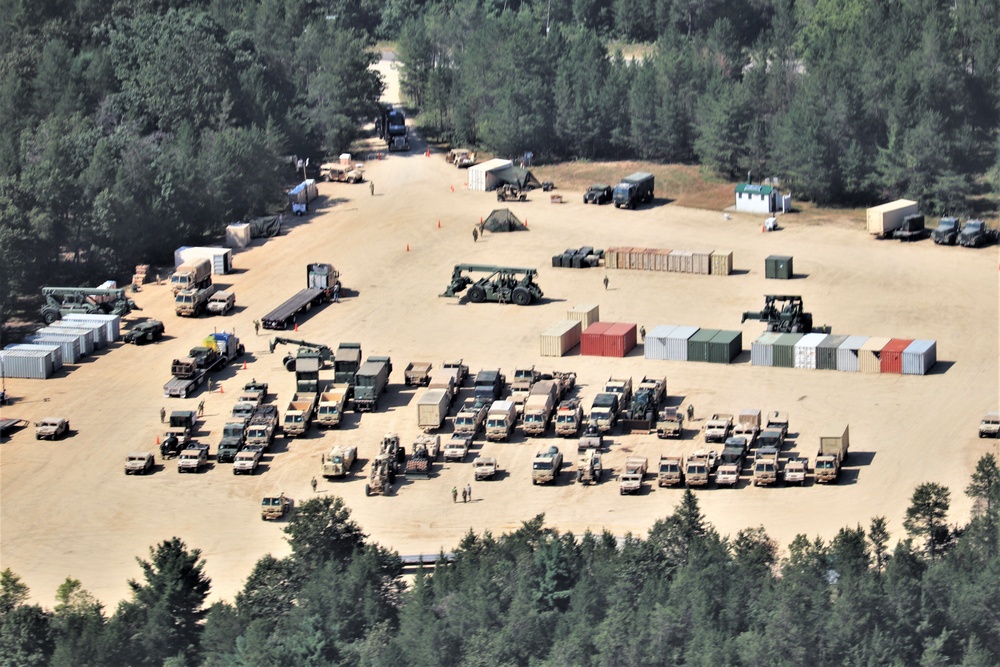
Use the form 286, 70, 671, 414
247, 216, 282, 238
492, 165, 543, 190
482, 209, 527, 233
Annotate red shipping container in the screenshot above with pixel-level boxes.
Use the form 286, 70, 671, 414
581, 321, 614, 356
603, 322, 637, 358
880, 338, 913, 374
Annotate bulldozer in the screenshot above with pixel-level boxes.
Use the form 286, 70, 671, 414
269, 337, 335, 371
440, 264, 543, 306
40, 286, 139, 324
741, 295, 828, 334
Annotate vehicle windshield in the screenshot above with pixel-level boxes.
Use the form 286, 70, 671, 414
533, 461, 553, 470
330, 456, 343, 464
816, 460, 834, 469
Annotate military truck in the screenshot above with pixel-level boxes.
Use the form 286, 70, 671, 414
604, 377, 633, 410
576, 449, 603, 485
322, 445, 357, 478
815, 425, 850, 483
782, 457, 808, 485
442, 359, 470, 387
177, 444, 209, 473
619, 456, 648, 495
891, 214, 928, 242
35, 417, 70, 440
757, 427, 786, 452
612, 172, 654, 209
404, 361, 433, 387
752, 446, 780, 486
444, 433, 472, 462
261, 494, 291, 520
704, 414, 734, 443
354, 356, 392, 412
522, 389, 556, 437
245, 406, 279, 451
588, 393, 620, 433
583, 184, 613, 205
413, 434, 441, 461
320, 162, 364, 183
232, 447, 261, 475
959, 219, 997, 247
417, 389, 450, 432
932, 217, 961, 245
428, 368, 459, 405
216, 420, 248, 463
206, 290, 235, 315
454, 399, 489, 437
532, 446, 563, 484
125, 451, 155, 475
474, 456, 499, 481
657, 456, 684, 487
313, 386, 347, 429
766, 411, 789, 437
733, 409, 761, 446
485, 400, 518, 441
161, 410, 196, 455
163, 332, 244, 398
175, 284, 218, 317
283, 393, 317, 437
169, 257, 212, 295
510, 366, 541, 412
554, 399, 584, 437
334, 342, 363, 389
239, 380, 269, 406
473, 369, 506, 402
231, 401, 256, 422
980, 412, 1000, 438
123, 320, 165, 345
715, 436, 749, 487
405, 440, 434, 479
577, 423, 604, 452
685, 450, 717, 487
656, 408, 684, 439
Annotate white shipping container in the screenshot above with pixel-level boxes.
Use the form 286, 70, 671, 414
644, 325, 678, 360
0, 348, 54, 379
837, 336, 870, 372
902, 339, 937, 376
173, 246, 232, 274
5, 343, 62, 371
540, 320, 582, 357
750, 331, 782, 366
466, 158, 512, 191
226, 223, 251, 249
40, 325, 95, 354
793, 333, 828, 369
24, 335, 81, 364
64, 313, 121, 342
666, 325, 699, 361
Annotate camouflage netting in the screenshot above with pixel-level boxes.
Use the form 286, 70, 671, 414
482, 208, 527, 232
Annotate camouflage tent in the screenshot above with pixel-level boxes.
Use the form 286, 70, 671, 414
491, 165, 543, 190
247, 216, 282, 238
482, 209, 527, 233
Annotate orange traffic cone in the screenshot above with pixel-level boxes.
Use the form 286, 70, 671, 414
294, 322, 298, 332
406, 244, 410, 252
219, 384, 224, 393
437, 220, 441, 228
524, 218, 528, 228
242, 360, 247, 370
761, 224, 766, 233
450, 185, 454, 192
156, 435, 160, 445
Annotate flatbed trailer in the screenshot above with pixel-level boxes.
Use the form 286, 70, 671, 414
261, 288, 329, 330
163, 369, 209, 398
1, 418, 29, 438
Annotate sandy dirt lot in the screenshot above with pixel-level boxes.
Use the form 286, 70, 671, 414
2, 56, 998, 609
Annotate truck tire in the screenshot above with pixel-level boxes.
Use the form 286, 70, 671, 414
512, 287, 531, 306
42, 310, 59, 325
468, 285, 486, 303
237, 345, 245, 357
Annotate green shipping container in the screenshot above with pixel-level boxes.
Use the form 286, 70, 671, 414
772, 333, 804, 367
687, 328, 719, 362
765, 255, 793, 280
708, 330, 742, 364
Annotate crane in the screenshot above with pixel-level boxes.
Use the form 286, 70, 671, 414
40, 286, 139, 324
268, 337, 335, 372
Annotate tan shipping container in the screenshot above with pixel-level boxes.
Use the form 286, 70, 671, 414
858, 336, 891, 373
656, 249, 671, 271
710, 250, 733, 276
866, 199, 918, 236
567, 304, 600, 329
605, 247, 619, 270
691, 250, 712, 275
540, 320, 582, 357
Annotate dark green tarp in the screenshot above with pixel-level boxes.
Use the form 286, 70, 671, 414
482, 209, 527, 232
492, 166, 542, 190
248, 216, 281, 238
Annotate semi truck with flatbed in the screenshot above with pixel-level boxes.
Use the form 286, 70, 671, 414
163, 332, 244, 398
261, 263, 339, 330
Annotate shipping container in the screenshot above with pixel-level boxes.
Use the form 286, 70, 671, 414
687, 328, 719, 362
816, 334, 848, 370
902, 339, 937, 376
765, 255, 793, 279
567, 304, 599, 330
64, 313, 122, 342
772, 333, 804, 368
603, 322, 637, 358
49, 321, 106, 348
708, 330, 742, 364
540, 320, 582, 357
466, 158, 513, 191
793, 333, 828, 369
880, 338, 913, 374
6, 343, 63, 370
24, 334, 81, 364
38, 326, 94, 355
858, 336, 891, 374
644, 325, 678, 360
710, 250, 733, 276
0, 348, 55, 379
581, 322, 615, 356
666, 326, 699, 361
836, 336, 869, 372
173, 246, 233, 275
866, 199, 918, 236
750, 331, 782, 366
691, 250, 712, 275
225, 223, 251, 249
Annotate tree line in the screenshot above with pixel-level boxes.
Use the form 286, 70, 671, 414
2, 454, 1000, 666
0, 0, 385, 325
397, 0, 1000, 212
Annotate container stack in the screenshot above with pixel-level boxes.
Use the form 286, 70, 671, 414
581, 322, 637, 358
41, 324, 96, 354
539, 321, 581, 357
751, 332, 936, 375
643, 325, 741, 364
64, 313, 122, 343
4, 343, 63, 370
566, 304, 599, 330
23, 334, 81, 364
604, 247, 732, 275
0, 347, 57, 379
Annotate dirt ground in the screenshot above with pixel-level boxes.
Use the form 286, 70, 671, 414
2, 57, 998, 609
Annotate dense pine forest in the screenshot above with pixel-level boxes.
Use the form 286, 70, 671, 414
1, 0, 998, 323
2, 454, 999, 665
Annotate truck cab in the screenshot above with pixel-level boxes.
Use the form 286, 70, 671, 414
532, 446, 563, 484
657, 456, 684, 487
980, 412, 1000, 438
932, 217, 960, 245
619, 456, 648, 495
216, 420, 248, 463
752, 446, 780, 486
554, 399, 583, 437
959, 219, 995, 247
474, 369, 506, 402
704, 414, 734, 443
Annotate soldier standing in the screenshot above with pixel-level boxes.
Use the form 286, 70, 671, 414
369, 181, 375, 196
198, 399, 205, 417
452, 487, 458, 503
311, 477, 318, 493
466, 483, 472, 502
473, 227, 479, 242
687, 404, 695, 420
253, 320, 260, 335
160, 407, 166, 423
639, 325, 646, 341
461, 487, 468, 503
603, 275, 609, 290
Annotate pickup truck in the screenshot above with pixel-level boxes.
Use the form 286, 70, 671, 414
704, 414, 734, 443
619, 456, 648, 495
125, 451, 155, 475
473, 456, 498, 480
404, 361, 433, 387
443, 434, 472, 462
35, 417, 70, 440
657, 456, 684, 487
232, 447, 262, 475
177, 444, 209, 473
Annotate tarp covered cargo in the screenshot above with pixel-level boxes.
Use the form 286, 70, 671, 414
482, 209, 527, 232
247, 216, 282, 238
491, 165, 543, 191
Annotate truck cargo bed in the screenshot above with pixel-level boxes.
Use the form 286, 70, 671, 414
262, 288, 328, 329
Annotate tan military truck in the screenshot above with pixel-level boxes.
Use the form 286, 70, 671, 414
232, 447, 262, 475
321, 444, 357, 478
704, 414, 734, 443
532, 446, 563, 485
447, 148, 476, 168
177, 444, 209, 473
35, 417, 70, 440
316, 385, 350, 429
782, 456, 808, 485
815, 425, 850, 483
474, 456, 499, 480
685, 450, 717, 487
443, 433, 472, 462
413, 434, 441, 461
261, 494, 291, 520
733, 409, 761, 445
766, 411, 790, 437
485, 400, 518, 441
752, 446, 780, 486
404, 361, 434, 387
576, 448, 603, 485
365, 454, 395, 496
656, 408, 684, 439
554, 398, 584, 437
980, 412, 1000, 438
619, 456, 648, 495
206, 290, 235, 315
320, 162, 364, 183
453, 399, 488, 437
125, 451, 155, 475
657, 456, 684, 487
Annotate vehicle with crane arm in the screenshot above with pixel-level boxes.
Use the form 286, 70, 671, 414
269, 337, 335, 372
741, 295, 829, 334
40, 286, 139, 324
440, 264, 544, 306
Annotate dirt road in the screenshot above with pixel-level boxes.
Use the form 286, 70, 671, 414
2, 56, 997, 608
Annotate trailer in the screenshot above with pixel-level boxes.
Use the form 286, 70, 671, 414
163, 332, 244, 398
261, 264, 339, 330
